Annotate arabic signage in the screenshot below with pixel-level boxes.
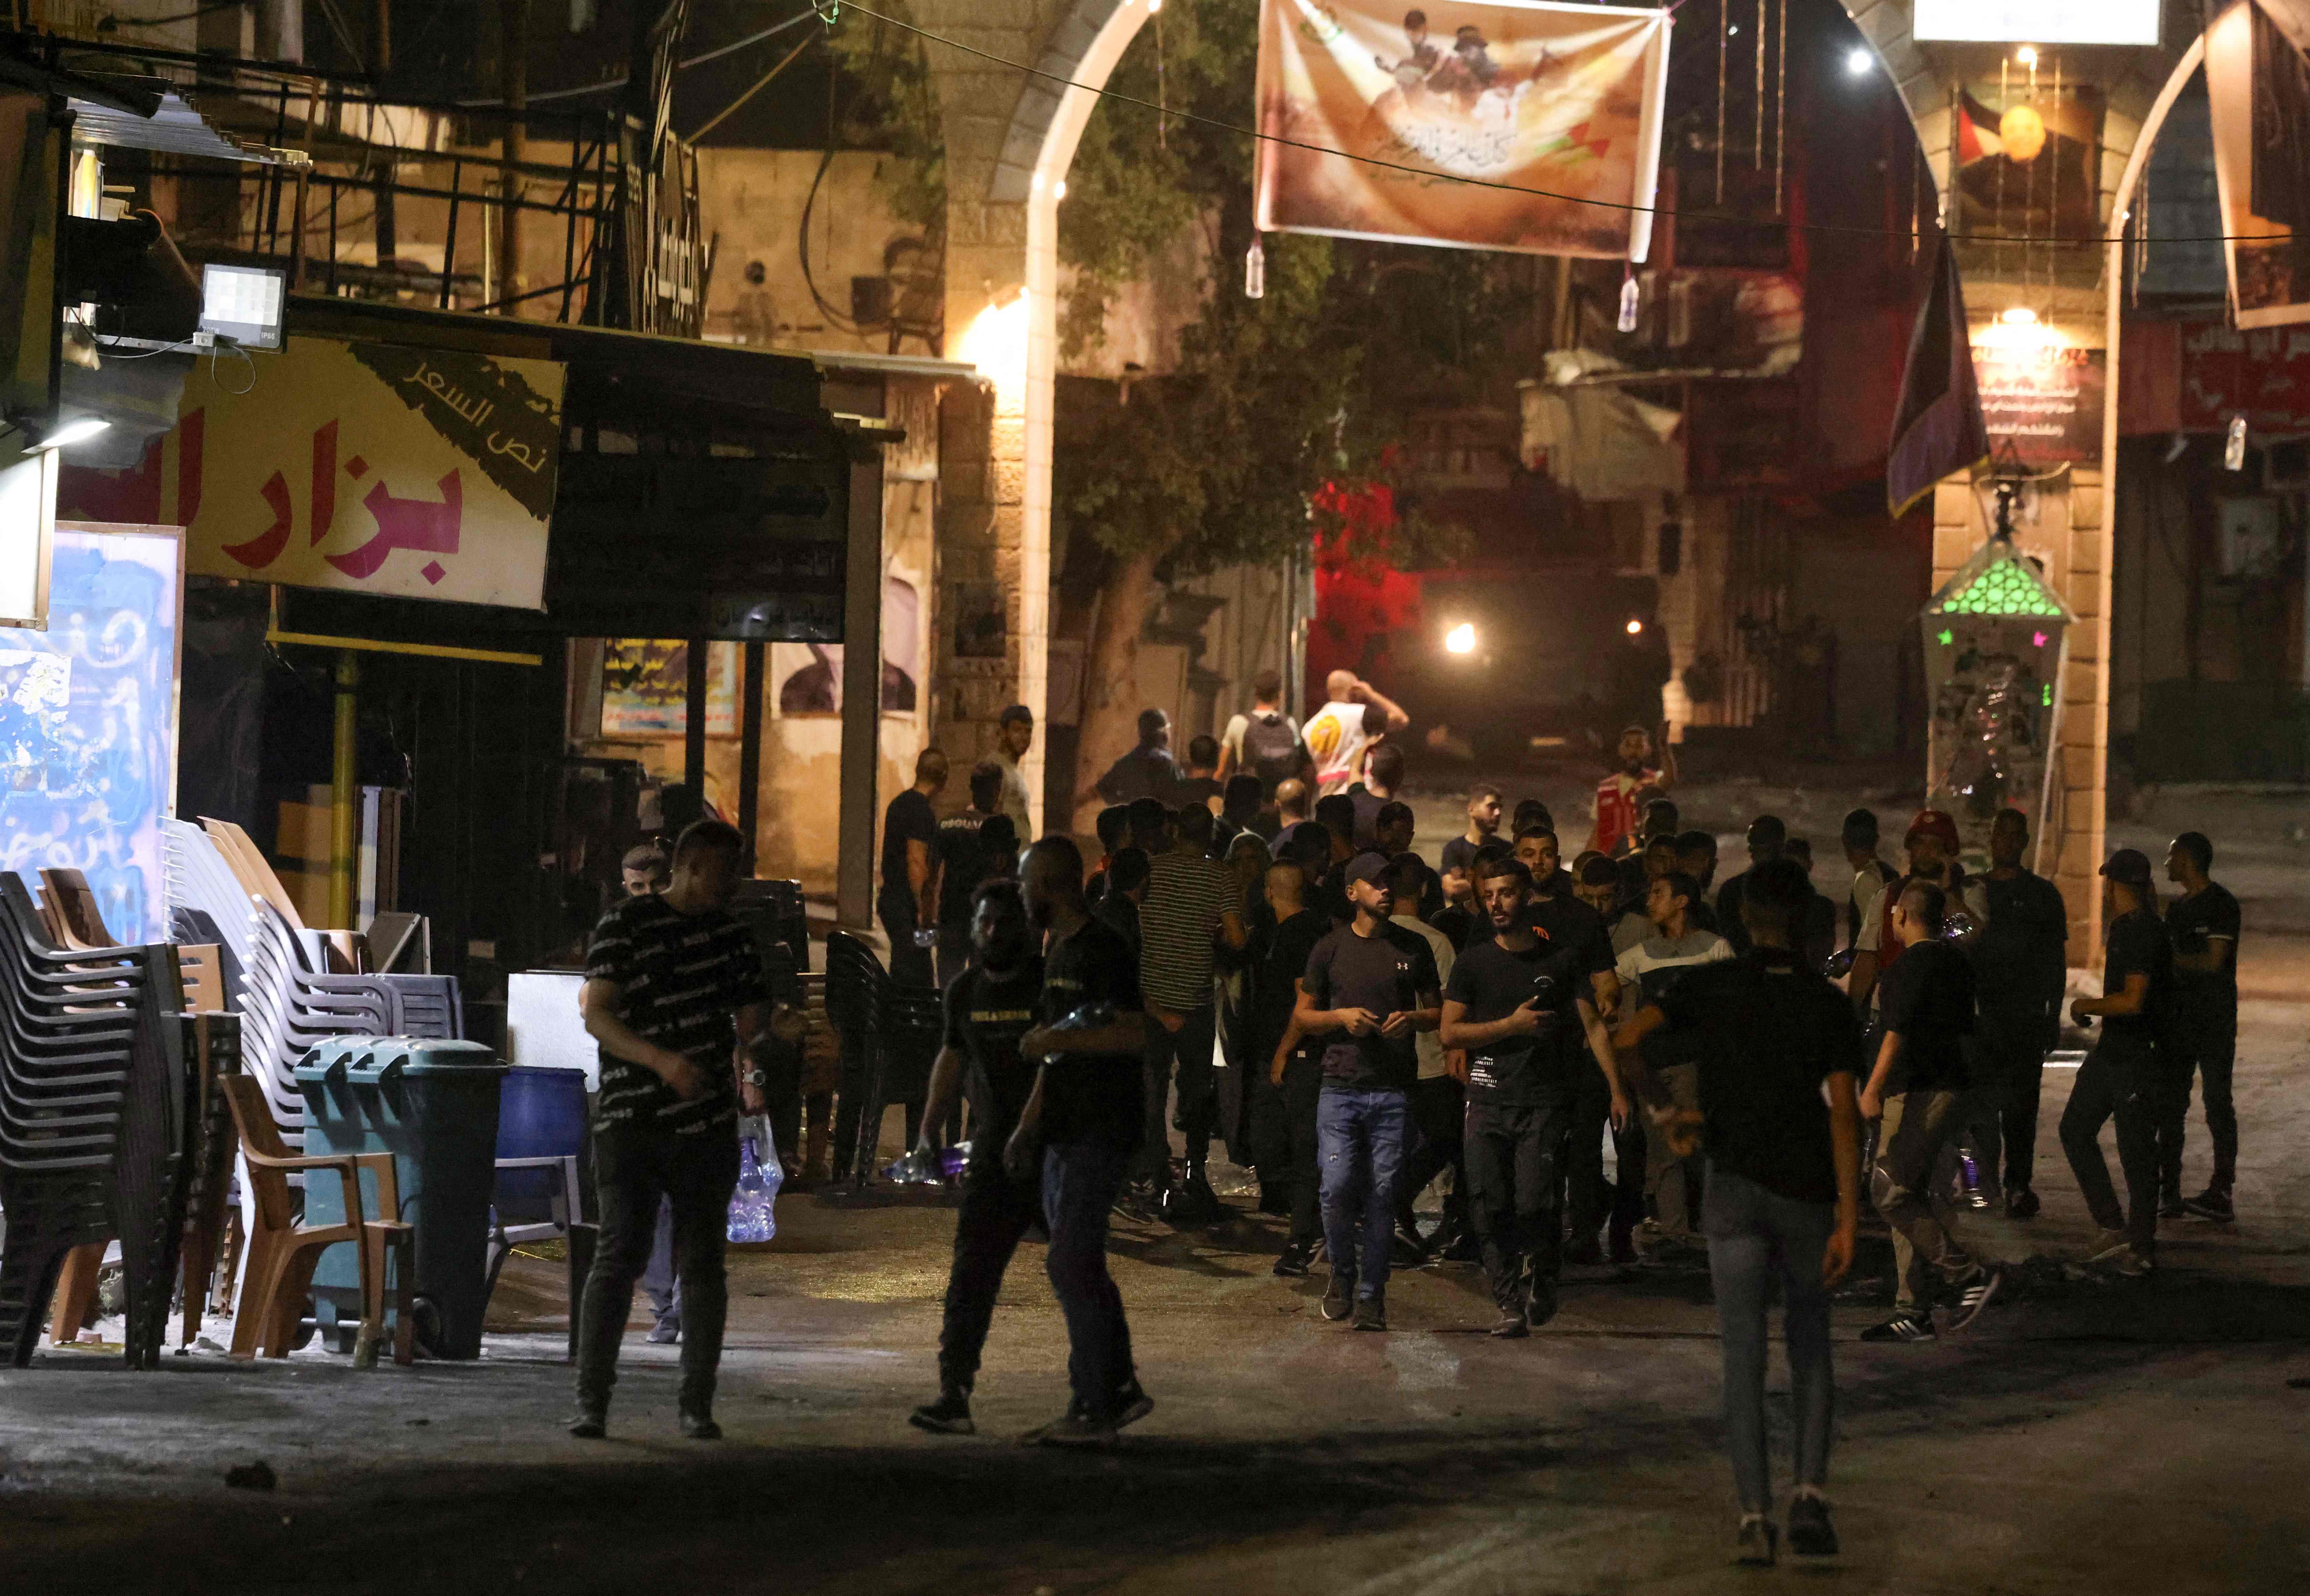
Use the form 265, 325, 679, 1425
1910, 0, 2159, 44
2208, 0, 2310, 331
1253, 0, 1673, 260
57, 336, 564, 608
0, 523, 181, 946
2181, 323, 2310, 430
1971, 337, 2105, 465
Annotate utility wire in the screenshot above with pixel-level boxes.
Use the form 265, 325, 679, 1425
838, 0, 2275, 248
461, 6, 821, 106
689, 34, 813, 140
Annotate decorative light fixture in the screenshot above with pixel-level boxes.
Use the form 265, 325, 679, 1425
1624, 617, 1645, 636
1444, 622, 1476, 655
2000, 305, 2038, 326
2015, 43, 2038, 66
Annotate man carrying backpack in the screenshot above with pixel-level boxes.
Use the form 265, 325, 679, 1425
1217, 669, 1311, 799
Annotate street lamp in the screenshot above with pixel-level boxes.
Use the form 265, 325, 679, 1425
1444, 622, 1476, 655
1846, 47, 1873, 75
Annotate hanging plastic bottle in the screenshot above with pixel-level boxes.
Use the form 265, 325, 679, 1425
728, 1135, 779, 1242
2226, 413, 2248, 471
1245, 235, 1266, 300
1617, 270, 1640, 333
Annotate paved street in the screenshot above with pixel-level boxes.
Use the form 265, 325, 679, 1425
1, 781, 2305, 1592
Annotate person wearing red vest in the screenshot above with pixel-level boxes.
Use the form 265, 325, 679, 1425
1846, 809, 1983, 1017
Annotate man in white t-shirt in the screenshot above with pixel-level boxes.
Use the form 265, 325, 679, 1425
1612, 870, 1733, 1249
1301, 669, 1408, 797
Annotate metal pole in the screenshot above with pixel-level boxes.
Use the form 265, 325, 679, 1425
835, 443, 883, 931
329, 651, 360, 928
684, 638, 708, 797
738, 640, 764, 874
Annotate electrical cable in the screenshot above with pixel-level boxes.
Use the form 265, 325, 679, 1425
459, 6, 820, 106
837, 0, 2280, 248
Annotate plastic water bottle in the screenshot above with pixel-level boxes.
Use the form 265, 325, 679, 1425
728, 1135, 780, 1242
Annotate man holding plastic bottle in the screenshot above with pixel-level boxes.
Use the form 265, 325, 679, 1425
572, 819, 766, 1443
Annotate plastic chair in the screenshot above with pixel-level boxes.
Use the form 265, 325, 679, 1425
219, 1074, 410, 1363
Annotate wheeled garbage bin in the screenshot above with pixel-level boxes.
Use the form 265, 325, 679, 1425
296, 1037, 507, 1359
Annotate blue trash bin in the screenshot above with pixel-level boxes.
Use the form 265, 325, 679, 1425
297, 1037, 507, 1359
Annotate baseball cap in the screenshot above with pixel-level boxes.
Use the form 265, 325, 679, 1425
1905, 809, 1961, 850
1345, 851, 1392, 887
2100, 848, 2154, 888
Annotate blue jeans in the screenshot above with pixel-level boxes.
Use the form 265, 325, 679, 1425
1702, 1162, 1836, 1516
1042, 1138, 1138, 1419
1317, 1087, 1413, 1300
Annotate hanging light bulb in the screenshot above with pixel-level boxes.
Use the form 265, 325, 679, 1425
1617, 273, 1640, 332
1245, 235, 1266, 300
2226, 414, 2249, 472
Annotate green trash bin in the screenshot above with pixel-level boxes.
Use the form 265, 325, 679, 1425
297, 1037, 508, 1359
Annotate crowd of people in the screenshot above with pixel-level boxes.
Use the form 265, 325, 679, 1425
568, 673, 2245, 1565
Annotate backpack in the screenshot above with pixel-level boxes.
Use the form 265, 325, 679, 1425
1241, 711, 1305, 796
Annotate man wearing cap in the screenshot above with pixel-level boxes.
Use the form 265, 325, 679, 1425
992, 705, 1036, 841
1274, 851, 1442, 1331
2061, 849, 2170, 1273
1846, 809, 1985, 1019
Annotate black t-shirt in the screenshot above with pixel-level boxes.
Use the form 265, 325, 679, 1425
2098, 907, 2170, 1057
1348, 786, 1384, 849
2165, 882, 2241, 1021
943, 959, 1043, 1161
1444, 937, 1586, 1105
880, 789, 939, 903
1439, 835, 1484, 885
1311, 862, 1351, 925
1716, 870, 1755, 954
1255, 908, 1331, 1065
1874, 938, 1975, 1094
1655, 949, 1863, 1205
1300, 921, 1441, 1092
584, 894, 768, 1134
1176, 774, 1224, 811
1094, 745, 1180, 805
1977, 869, 2069, 1008
1428, 903, 1475, 951
1531, 894, 1614, 989
935, 811, 990, 929
1036, 917, 1145, 1149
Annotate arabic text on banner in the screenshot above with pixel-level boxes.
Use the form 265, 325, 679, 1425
1253, 0, 1672, 259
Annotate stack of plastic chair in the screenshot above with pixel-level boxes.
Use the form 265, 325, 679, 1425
0, 875, 190, 1369
162, 818, 257, 982
174, 1006, 243, 1352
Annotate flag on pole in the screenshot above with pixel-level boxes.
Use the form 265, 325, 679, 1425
1887, 235, 1989, 516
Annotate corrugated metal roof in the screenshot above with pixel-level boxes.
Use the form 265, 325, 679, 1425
68, 89, 305, 166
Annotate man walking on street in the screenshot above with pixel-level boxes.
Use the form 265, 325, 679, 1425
1275, 853, 1441, 1330
1218, 669, 1310, 796
1856, 882, 2004, 1343
1085, 709, 1182, 810
1715, 815, 1787, 956
1136, 803, 1249, 1219
1971, 808, 2069, 1218
1847, 809, 1984, 1016
573, 820, 767, 1441
1254, 861, 1334, 1274
1387, 853, 1465, 1263
1613, 858, 1864, 1566
2161, 831, 2241, 1223
880, 749, 948, 987
2061, 850, 2171, 1275
1442, 857, 1623, 1334
1613, 872, 1731, 1259
1002, 838, 1155, 1444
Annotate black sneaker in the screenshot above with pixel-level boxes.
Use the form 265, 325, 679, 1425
1273, 1238, 1316, 1278
1352, 1293, 1388, 1332
1112, 1380, 1155, 1430
1489, 1308, 1529, 1338
1321, 1272, 1356, 1321
1945, 1266, 2003, 1332
1563, 1235, 1605, 1269
678, 1411, 722, 1441
1438, 1228, 1482, 1264
1526, 1274, 1559, 1329
1734, 1516, 1778, 1567
1859, 1313, 1937, 1344
2004, 1186, 2041, 1220
2158, 1197, 2187, 1221
2182, 1188, 2235, 1223
567, 1408, 607, 1440
1391, 1223, 1430, 1269
1257, 1185, 1294, 1217
1787, 1495, 1838, 1557
909, 1387, 975, 1435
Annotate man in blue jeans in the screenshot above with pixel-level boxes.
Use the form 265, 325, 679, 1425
1274, 852, 1440, 1331
1615, 858, 1864, 1567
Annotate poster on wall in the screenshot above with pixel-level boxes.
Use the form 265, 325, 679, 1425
55, 336, 565, 607
1948, 80, 2103, 245
2208, 0, 2310, 330
600, 640, 738, 736
0, 523, 181, 946
774, 576, 922, 715
1253, 0, 1673, 260
1971, 338, 2104, 464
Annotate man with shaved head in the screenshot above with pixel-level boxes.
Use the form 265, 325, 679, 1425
880, 748, 949, 986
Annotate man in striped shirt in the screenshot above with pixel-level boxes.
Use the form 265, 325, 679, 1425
1135, 803, 1248, 1219
573, 820, 768, 1442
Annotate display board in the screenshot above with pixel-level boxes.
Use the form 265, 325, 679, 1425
2208, 0, 2310, 331
0, 522, 182, 945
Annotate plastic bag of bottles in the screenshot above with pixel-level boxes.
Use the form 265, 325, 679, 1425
883, 1142, 969, 1184
727, 1131, 783, 1242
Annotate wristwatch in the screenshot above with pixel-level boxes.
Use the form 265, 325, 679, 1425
744, 1067, 769, 1089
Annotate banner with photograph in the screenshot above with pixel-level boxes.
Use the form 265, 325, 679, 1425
1254, 0, 1672, 260
2208, 0, 2310, 330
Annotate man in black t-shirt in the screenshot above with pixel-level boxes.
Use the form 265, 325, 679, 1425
1857, 882, 2001, 1343
1253, 861, 1334, 1275
880, 749, 948, 987
2061, 850, 2171, 1273
574, 820, 769, 1442
1715, 814, 1786, 957
1968, 808, 2070, 1218
1613, 858, 1863, 1564
933, 761, 1005, 990
909, 882, 1046, 1435
1277, 852, 1441, 1330
1442, 857, 1623, 1334
1439, 781, 1504, 911
2162, 831, 2242, 1222
1000, 838, 1153, 1444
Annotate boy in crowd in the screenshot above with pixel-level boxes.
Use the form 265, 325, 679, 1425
2162, 831, 2241, 1222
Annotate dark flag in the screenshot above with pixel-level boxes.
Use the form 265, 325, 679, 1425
1887, 235, 1989, 516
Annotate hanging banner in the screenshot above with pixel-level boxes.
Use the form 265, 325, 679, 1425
58, 336, 564, 608
2208, 0, 2310, 331
1254, 0, 1672, 260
